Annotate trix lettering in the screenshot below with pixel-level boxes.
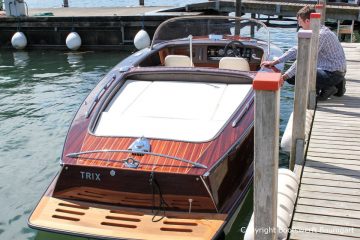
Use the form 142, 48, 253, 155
80, 171, 101, 181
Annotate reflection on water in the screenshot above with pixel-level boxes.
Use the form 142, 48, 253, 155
66, 52, 86, 66
13, 51, 30, 67
0, 26, 296, 240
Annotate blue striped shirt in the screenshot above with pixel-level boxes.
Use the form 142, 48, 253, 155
277, 25, 346, 78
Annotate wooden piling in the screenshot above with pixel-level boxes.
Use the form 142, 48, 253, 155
308, 13, 321, 110
139, 0, 144, 6
253, 72, 282, 240
215, 0, 220, 10
289, 30, 312, 171
63, 0, 69, 8
251, 13, 256, 38
316, 2, 326, 25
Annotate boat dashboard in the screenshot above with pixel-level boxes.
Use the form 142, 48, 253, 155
207, 45, 261, 61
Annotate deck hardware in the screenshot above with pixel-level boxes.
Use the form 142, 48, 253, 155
232, 98, 254, 127
85, 73, 118, 118
188, 199, 193, 213
110, 170, 116, 176
119, 66, 131, 72
123, 158, 140, 169
128, 137, 151, 155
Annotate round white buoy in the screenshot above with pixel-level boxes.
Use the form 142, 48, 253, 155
134, 29, 150, 50
66, 32, 82, 50
11, 32, 27, 50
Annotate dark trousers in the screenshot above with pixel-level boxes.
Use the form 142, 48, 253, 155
286, 69, 345, 94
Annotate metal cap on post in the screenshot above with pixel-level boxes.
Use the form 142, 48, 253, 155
253, 72, 282, 240
289, 30, 312, 171
308, 13, 321, 110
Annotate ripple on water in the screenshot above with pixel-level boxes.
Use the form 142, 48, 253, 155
32, 73, 65, 79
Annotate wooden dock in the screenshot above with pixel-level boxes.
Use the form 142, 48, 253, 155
289, 43, 360, 239
186, 0, 360, 21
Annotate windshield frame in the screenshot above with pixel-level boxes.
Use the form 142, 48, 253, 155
150, 15, 271, 56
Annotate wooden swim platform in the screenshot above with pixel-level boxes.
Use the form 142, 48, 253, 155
289, 43, 360, 239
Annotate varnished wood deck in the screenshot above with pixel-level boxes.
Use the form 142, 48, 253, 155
289, 43, 360, 239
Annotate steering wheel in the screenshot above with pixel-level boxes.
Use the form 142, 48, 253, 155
224, 40, 246, 57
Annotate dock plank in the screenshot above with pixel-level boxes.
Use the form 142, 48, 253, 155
298, 190, 360, 203
301, 177, 360, 189
295, 205, 360, 219
307, 146, 360, 156
291, 222, 360, 238
297, 198, 360, 211
305, 156, 360, 166
306, 152, 360, 161
304, 166, 360, 177
293, 213, 360, 229
300, 184, 360, 196
302, 172, 360, 183
290, 232, 359, 240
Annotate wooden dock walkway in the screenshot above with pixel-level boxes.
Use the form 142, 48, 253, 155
289, 43, 360, 239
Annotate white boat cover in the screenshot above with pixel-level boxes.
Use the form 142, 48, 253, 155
95, 80, 252, 142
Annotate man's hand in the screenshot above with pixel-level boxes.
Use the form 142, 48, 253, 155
260, 60, 277, 68
282, 74, 289, 81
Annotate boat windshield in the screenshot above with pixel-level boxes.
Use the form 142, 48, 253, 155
151, 16, 270, 50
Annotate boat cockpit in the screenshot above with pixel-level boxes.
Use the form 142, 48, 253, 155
129, 16, 271, 72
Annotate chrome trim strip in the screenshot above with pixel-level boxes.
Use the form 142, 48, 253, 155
232, 97, 254, 127
66, 149, 207, 169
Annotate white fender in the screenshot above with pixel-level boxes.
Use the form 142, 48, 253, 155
11, 32, 27, 50
280, 112, 293, 152
66, 32, 82, 50
134, 29, 150, 50
244, 169, 300, 240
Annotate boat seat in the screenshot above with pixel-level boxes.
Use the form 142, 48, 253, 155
219, 57, 250, 71
164, 55, 193, 67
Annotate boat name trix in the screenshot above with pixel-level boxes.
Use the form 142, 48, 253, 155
80, 171, 101, 181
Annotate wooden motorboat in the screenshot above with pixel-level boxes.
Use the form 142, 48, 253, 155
28, 16, 284, 240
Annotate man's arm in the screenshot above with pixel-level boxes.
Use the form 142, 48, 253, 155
282, 60, 297, 81
261, 46, 298, 68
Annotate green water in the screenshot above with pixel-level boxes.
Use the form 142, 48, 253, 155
0, 26, 296, 239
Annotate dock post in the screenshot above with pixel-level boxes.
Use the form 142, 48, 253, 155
289, 30, 312, 171
234, 0, 242, 35
215, 0, 220, 10
251, 13, 256, 38
316, 2, 326, 25
308, 13, 321, 110
63, 0, 69, 7
139, 0, 144, 6
253, 72, 283, 240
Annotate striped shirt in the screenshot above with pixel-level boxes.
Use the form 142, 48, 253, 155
277, 25, 347, 79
